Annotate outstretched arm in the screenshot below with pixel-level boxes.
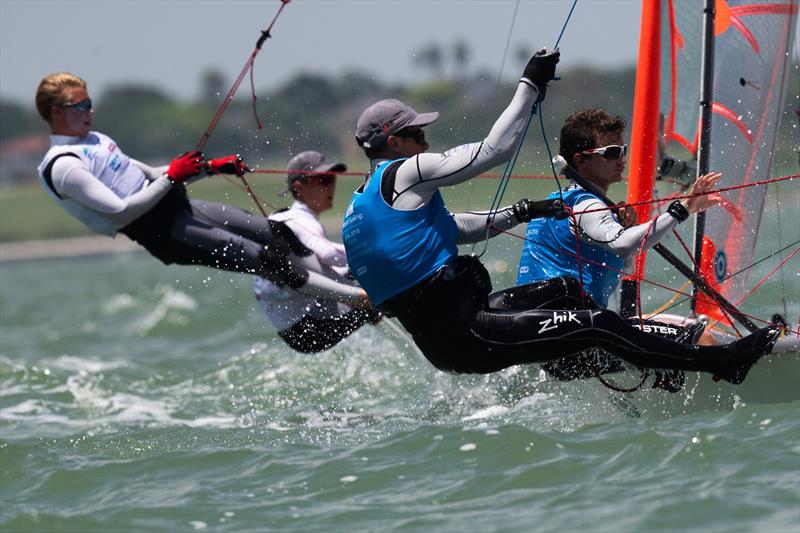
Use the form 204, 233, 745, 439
574, 198, 680, 258
390, 82, 540, 210
388, 49, 559, 211
295, 270, 369, 307
574, 172, 723, 257
454, 207, 519, 244
455, 197, 568, 244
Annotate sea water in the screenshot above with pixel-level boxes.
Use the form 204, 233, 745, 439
1, 226, 798, 531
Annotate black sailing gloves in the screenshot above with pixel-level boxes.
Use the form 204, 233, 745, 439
513, 198, 569, 223
520, 48, 560, 102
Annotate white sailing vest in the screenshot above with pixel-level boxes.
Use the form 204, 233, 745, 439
37, 132, 149, 236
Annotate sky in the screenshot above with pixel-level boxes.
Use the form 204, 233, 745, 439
0, 0, 644, 104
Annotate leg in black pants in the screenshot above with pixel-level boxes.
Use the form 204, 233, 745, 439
168, 200, 307, 287
387, 262, 777, 383
472, 284, 775, 383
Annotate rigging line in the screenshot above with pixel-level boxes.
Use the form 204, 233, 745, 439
645, 240, 800, 322
469, 0, 521, 227
705, 245, 800, 332
249, 167, 797, 185
645, 280, 692, 316
726, 239, 800, 282
483, 0, 578, 230
575, 174, 800, 215
540, 104, 566, 203
219, 174, 275, 215
774, 178, 789, 322
542, 164, 759, 333
251, 168, 553, 180
471, 110, 536, 258
493, 223, 776, 327
238, 175, 269, 217
493, 0, 522, 108
662, 227, 748, 337
635, 218, 658, 329
195, 0, 291, 152
553, 0, 578, 49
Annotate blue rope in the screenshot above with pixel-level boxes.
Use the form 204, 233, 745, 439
485, 0, 578, 229
554, 0, 578, 49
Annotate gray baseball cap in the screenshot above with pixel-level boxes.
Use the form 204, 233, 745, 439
355, 99, 439, 149
281, 150, 347, 196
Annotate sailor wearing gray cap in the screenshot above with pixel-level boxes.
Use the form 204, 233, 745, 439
355, 99, 439, 150
255, 150, 381, 353
340, 49, 772, 384
280, 150, 348, 197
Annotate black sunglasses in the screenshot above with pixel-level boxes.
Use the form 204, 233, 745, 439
581, 144, 628, 160
60, 98, 93, 113
303, 173, 336, 186
395, 128, 426, 144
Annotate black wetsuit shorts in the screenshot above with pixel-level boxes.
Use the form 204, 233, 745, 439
120, 186, 308, 288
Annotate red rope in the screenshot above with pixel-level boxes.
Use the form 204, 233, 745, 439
671, 228, 694, 263
576, 174, 798, 216
251, 168, 553, 180
195, 0, 291, 152
218, 174, 277, 216
668, 227, 745, 337
705, 246, 800, 334
565, 206, 587, 299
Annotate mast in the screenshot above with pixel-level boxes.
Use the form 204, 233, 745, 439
691, 0, 716, 313
621, 0, 662, 318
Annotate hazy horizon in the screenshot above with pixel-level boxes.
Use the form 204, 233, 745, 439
1, 0, 644, 105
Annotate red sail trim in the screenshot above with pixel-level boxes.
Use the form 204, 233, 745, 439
729, 14, 761, 52
730, 3, 800, 16
711, 102, 754, 143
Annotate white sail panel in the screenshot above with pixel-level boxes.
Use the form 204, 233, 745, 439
698, 0, 797, 319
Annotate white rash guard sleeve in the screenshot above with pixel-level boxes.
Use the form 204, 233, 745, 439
454, 206, 520, 244
51, 156, 172, 228
296, 270, 365, 304
385, 82, 539, 211
573, 197, 681, 258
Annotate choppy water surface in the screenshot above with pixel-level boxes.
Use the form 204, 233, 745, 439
2, 233, 799, 531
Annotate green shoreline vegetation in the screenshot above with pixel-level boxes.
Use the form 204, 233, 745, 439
2, 67, 796, 242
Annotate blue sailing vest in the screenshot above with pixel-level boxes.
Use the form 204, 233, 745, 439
516, 187, 624, 307
343, 159, 458, 306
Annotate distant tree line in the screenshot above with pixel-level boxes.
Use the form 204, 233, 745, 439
2, 62, 797, 177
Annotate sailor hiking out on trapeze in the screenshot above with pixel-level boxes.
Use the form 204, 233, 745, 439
516, 108, 725, 391
342, 48, 779, 384
35, 72, 355, 301
254, 151, 380, 353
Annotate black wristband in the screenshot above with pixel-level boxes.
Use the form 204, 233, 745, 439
667, 200, 689, 222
